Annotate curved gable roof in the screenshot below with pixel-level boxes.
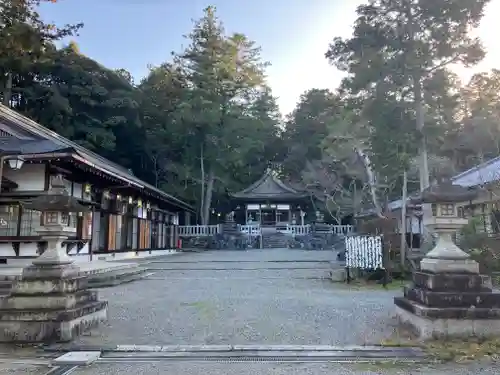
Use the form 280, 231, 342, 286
231, 169, 308, 199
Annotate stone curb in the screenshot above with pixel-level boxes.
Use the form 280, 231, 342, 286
43, 344, 425, 355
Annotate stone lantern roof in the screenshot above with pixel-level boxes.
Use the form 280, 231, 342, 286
21, 175, 91, 213
411, 179, 478, 204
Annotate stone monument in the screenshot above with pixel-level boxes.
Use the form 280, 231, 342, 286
0, 175, 108, 342
394, 180, 500, 340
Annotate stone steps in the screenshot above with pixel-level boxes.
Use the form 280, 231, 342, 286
87, 265, 150, 288
262, 234, 288, 249
0, 262, 150, 290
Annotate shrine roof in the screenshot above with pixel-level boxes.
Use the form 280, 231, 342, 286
230, 169, 309, 200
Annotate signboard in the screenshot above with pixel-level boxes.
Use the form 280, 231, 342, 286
345, 235, 384, 269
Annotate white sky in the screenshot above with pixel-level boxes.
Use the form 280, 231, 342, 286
270, 0, 500, 116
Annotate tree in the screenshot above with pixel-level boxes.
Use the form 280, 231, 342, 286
283, 89, 339, 177
326, 0, 490, 192
0, 0, 82, 105
446, 69, 500, 169
15, 45, 142, 153
173, 6, 271, 223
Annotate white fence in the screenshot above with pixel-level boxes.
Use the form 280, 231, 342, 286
177, 223, 354, 237
285, 224, 310, 235
286, 224, 354, 235
178, 225, 221, 237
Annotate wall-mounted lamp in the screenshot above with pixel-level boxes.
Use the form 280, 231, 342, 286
7, 156, 24, 170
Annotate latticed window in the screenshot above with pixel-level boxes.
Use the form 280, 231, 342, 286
45, 212, 59, 224
440, 204, 455, 216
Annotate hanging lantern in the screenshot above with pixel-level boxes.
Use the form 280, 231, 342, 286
84, 183, 91, 194
146, 201, 151, 210
116, 194, 122, 201
137, 198, 142, 208
128, 196, 133, 204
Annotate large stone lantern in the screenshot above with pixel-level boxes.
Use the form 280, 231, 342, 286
418, 180, 479, 274
394, 180, 500, 340
22, 175, 89, 266
0, 175, 108, 343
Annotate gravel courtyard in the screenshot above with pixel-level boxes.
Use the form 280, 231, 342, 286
75, 248, 399, 347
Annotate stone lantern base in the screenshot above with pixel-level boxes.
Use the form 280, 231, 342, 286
0, 262, 108, 343
394, 270, 500, 340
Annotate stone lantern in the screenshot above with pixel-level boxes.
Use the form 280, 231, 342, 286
0, 175, 108, 343
418, 180, 479, 274
394, 180, 500, 340
21, 175, 89, 265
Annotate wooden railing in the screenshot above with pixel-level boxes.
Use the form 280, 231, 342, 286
285, 224, 355, 235
332, 225, 354, 234
286, 224, 310, 235
176, 224, 354, 237
238, 224, 261, 235
178, 225, 221, 237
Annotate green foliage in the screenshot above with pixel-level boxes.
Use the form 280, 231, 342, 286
2, 0, 499, 224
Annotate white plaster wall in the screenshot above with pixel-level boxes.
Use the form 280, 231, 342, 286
0, 243, 16, 257
68, 242, 89, 255
3, 163, 45, 191
0, 242, 38, 258
19, 243, 38, 257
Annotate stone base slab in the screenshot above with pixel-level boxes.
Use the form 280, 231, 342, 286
395, 304, 500, 340
21, 263, 82, 280
0, 290, 98, 310
413, 272, 491, 292
420, 257, 479, 274
394, 296, 500, 320
53, 351, 101, 365
0, 301, 107, 342
403, 286, 500, 308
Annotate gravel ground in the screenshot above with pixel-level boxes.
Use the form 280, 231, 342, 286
76, 249, 398, 347
73, 361, 500, 375
0, 362, 47, 375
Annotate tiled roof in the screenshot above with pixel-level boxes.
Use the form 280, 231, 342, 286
451, 157, 500, 187
0, 105, 193, 211
231, 169, 308, 199
358, 156, 500, 217
0, 137, 70, 154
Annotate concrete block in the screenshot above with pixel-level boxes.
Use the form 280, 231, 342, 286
52, 351, 100, 365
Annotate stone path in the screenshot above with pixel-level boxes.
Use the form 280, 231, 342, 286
70, 361, 499, 375
3, 248, 499, 374
74, 248, 398, 347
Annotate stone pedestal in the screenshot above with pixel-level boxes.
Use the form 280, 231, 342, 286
0, 227, 108, 343
394, 271, 500, 340
395, 180, 500, 340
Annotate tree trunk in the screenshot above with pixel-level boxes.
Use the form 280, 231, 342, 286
413, 74, 433, 249
414, 76, 430, 191
199, 143, 205, 224
201, 167, 215, 225
400, 170, 408, 267
152, 155, 159, 188
354, 147, 384, 218
3, 73, 12, 106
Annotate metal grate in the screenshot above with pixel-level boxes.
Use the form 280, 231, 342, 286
98, 356, 423, 364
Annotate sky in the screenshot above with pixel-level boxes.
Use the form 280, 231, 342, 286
39, 0, 500, 116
